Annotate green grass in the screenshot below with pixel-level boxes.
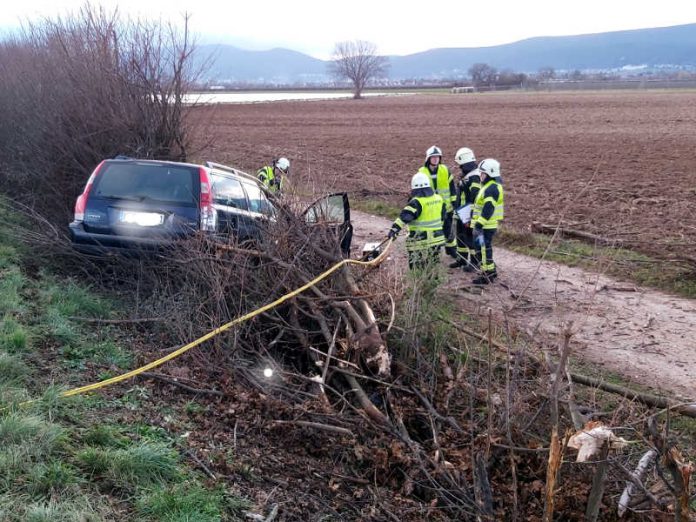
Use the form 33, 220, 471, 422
77, 443, 181, 489
351, 199, 401, 220
0, 497, 106, 522
0, 210, 250, 520
0, 413, 65, 451
0, 267, 26, 316
499, 228, 696, 298
41, 279, 112, 319
26, 460, 81, 497
0, 352, 30, 386
136, 482, 250, 522
81, 424, 130, 448
59, 339, 133, 370
0, 245, 20, 269
0, 316, 29, 352
40, 279, 113, 346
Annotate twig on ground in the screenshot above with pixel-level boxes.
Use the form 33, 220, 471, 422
184, 449, 216, 479
271, 420, 354, 437
69, 316, 164, 324
140, 372, 224, 396
617, 449, 659, 517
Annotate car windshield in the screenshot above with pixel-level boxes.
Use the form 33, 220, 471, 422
93, 162, 198, 205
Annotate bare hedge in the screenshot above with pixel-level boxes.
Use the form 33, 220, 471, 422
0, 5, 204, 221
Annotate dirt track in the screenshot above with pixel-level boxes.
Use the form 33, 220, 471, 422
351, 209, 695, 400
202, 92, 696, 400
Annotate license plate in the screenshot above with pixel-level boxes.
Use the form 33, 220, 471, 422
118, 211, 164, 227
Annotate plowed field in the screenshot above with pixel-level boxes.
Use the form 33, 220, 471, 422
198, 91, 696, 260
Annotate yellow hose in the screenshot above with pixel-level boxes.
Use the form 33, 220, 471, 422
60, 239, 394, 398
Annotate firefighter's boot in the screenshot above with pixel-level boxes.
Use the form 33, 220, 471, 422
472, 270, 497, 285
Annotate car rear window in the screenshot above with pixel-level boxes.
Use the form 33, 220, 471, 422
242, 181, 274, 216
93, 162, 198, 205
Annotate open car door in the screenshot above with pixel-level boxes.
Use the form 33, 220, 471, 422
303, 192, 353, 257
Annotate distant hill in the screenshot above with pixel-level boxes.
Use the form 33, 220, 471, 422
198, 45, 326, 84
197, 23, 696, 84
389, 24, 696, 79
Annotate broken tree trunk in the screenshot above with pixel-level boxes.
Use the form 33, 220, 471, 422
542, 427, 564, 522
664, 447, 694, 522
585, 442, 610, 522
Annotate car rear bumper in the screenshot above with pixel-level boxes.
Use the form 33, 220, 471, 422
68, 222, 196, 255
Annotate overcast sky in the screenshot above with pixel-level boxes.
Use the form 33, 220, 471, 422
2, 0, 696, 59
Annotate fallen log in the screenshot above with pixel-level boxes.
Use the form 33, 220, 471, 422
530, 221, 623, 246
569, 374, 696, 418
441, 318, 696, 419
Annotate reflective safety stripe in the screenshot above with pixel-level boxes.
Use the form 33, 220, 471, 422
406, 193, 445, 252
258, 166, 282, 193
406, 231, 445, 251
414, 219, 442, 228
472, 180, 504, 230
418, 165, 454, 211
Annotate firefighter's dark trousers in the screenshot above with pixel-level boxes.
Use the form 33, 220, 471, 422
453, 219, 477, 266
473, 228, 497, 274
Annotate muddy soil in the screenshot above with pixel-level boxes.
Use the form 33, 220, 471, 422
197, 91, 696, 261
350, 209, 695, 399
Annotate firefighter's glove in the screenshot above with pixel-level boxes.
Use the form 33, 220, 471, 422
474, 233, 485, 248
387, 228, 399, 240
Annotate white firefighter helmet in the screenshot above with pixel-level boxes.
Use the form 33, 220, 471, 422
478, 158, 501, 178
454, 147, 476, 165
411, 172, 431, 190
425, 145, 443, 161
275, 157, 290, 173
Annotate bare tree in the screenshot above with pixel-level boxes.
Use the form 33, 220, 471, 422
329, 40, 389, 99
468, 62, 497, 87
537, 66, 556, 81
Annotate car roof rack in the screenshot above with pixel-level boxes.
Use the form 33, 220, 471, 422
205, 161, 259, 184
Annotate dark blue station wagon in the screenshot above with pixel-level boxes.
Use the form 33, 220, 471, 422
69, 157, 352, 255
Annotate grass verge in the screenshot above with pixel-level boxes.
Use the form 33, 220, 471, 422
0, 212, 249, 521
499, 228, 696, 298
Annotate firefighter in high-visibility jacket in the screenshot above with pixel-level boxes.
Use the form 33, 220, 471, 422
418, 146, 456, 260
471, 158, 504, 284
387, 172, 446, 270
450, 147, 482, 272
257, 157, 290, 195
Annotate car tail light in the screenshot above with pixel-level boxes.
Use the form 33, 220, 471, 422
74, 161, 105, 222
199, 167, 217, 231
